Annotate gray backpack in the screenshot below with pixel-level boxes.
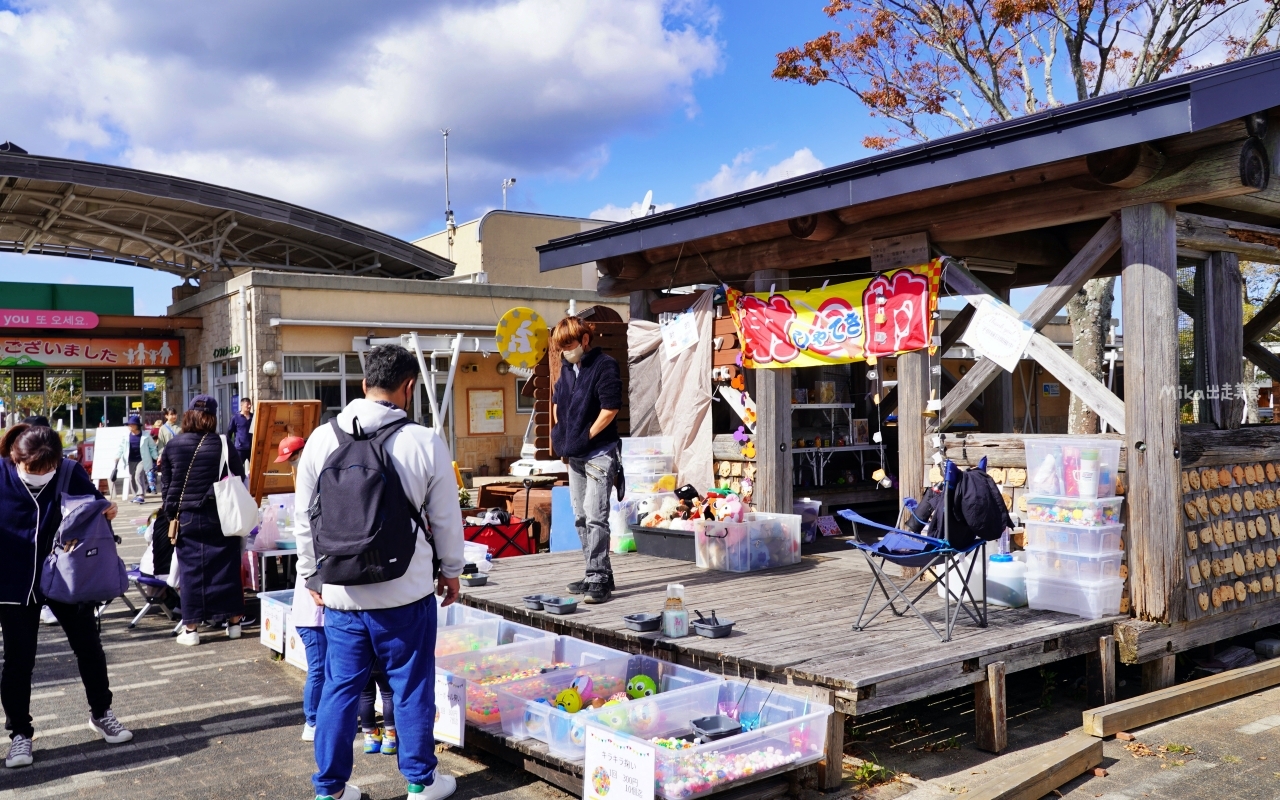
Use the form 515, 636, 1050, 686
40, 460, 130, 604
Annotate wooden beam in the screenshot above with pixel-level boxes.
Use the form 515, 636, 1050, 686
1086, 635, 1117, 707
962, 735, 1103, 800
974, 661, 1007, 753
1244, 286, 1280, 344
1141, 654, 1177, 692
897, 348, 932, 503
940, 217, 1122, 429
1202, 251, 1244, 429
1245, 341, 1280, 384
1083, 656, 1280, 738
944, 258, 1126, 433
595, 140, 1256, 296
1121, 202, 1183, 624
1115, 598, 1280, 663
1177, 212, 1280, 265
940, 432, 1125, 469
750, 270, 792, 513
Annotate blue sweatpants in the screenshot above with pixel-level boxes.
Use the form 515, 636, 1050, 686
312, 597, 438, 797
295, 625, 326, 728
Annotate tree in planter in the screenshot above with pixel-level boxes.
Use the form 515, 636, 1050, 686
774, 0, 1280, 432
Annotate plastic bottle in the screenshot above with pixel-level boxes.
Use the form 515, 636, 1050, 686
662, 583, 689, 638
987, 553, 1028, 608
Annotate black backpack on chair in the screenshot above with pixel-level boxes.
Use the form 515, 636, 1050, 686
903, 460, 1011, 550
310, 417, 435, 586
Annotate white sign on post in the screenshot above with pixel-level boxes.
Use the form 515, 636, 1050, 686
660, 311, 699, 360
433, 672, 466, 747
583, 726, 655, 800
961, 298, 1035, 373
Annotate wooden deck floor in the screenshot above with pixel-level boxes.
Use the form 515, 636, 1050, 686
458, 541, 1124, 717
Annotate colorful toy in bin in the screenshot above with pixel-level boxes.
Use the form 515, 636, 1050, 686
1024, 495, 1123, 526
627, 675, 658, 698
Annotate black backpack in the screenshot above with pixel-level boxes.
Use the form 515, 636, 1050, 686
309, 417, 433, 586
903, 464, 1011, 550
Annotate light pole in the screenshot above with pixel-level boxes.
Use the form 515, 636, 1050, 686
441, 129, 455, 260
501, 178, 516, 210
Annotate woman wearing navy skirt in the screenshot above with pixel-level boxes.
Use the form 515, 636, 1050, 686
161, 395, 246, 647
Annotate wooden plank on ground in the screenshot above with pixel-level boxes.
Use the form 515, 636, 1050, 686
974, 661, 1007, 753
1082, 656, 1280, 737
963, 735, 1103, 800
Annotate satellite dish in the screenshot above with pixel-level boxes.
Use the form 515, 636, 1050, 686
639, 190, 655, 217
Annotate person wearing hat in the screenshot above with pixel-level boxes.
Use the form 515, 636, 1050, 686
160, 396, 246, 647
115, 414, 158, 505
276, 435, 305, 475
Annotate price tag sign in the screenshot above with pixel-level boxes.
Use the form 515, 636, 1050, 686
961, 297, 1035, 373
583, 726, 655, 800
660, 311, 699, 360
433, 672, 466, 747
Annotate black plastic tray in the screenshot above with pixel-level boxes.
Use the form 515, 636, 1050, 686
632, 527, 696, 562
543, 597, 578, 615
692, 619, 734, 638
690, 714, 742, 740
460, 574, 489, 587
623, 613, 662, 632
522, 593, 557, 610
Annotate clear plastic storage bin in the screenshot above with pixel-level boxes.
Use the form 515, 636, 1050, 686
494, 655, 720, 760
1025, 549, 1123, 581
434, 636, 628, 728
257, 590, 293, 653
695, 521, 749, 572
1026, 575, 1124, 619
1025, 522, 1124, 554
614, 492, 678, 526
440, 604, 502, 627
583, 680, 833, 800
626, 472, 679, 495
622, 436, 675, 457
743, 512, 802, 570
622, 455, 676, 474
794, 498, 822, 543
1023, 437, 1122, 498
1024, 495, 1124, 527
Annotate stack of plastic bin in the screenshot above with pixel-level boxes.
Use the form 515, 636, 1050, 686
1023, 437, 1125, 619
493, 654, 722, 760
583, 680, 833, 800
434, 635, 628, 729
612, 437, 678, 551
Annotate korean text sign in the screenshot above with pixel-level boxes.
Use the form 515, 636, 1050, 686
724, 259, 941, 369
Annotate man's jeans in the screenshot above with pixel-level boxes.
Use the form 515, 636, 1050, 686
567, 448, 618, 585
312, 597, 438, 797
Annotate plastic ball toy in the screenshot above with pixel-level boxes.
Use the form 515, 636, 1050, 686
627, 675, 658, 699
598, 705, 630, 730
554, 687, 583, 713
629, 700, 659, 734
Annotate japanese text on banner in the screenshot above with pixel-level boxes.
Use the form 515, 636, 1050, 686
724, 259, 941, 369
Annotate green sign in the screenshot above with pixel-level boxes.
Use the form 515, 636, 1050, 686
213, 345, 241, 359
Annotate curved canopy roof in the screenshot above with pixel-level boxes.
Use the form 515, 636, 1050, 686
0, 151, 454, 282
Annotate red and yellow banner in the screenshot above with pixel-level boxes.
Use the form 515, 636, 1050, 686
0, 337, 179, 368
725, 259, 941, 369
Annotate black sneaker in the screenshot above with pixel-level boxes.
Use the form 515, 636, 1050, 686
583, 583, 613, 604
568, 575, 615, 595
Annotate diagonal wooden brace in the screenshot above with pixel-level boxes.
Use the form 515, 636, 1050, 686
946, 259, 1127, 433
940, 216, 1122, 429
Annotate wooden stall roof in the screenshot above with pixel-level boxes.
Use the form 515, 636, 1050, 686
537, 51, 1280, 294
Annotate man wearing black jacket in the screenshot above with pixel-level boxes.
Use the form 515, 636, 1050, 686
551, 317, 621, 604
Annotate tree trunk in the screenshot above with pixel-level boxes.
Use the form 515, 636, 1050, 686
1067, 277, 1116, 434
1244, 359, 1260, 424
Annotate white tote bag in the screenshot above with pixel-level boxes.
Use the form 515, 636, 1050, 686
214, 434, 257, 537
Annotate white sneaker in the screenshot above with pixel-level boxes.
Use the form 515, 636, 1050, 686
301, 724, 316, 741
89, 710, 133, 744
39, 606, 58, 625
316, 782, 361, 800
5, 734, 32, 768
176, 629, 200, 646
226, 623, 242, 640
408, 775, 456, 800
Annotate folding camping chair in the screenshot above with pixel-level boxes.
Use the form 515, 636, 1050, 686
837, 462, 988, 642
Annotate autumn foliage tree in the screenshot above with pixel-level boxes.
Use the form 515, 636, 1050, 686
775, 0, 1280, 433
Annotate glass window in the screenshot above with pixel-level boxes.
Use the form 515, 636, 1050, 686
85, 370, 114, 392
114, 371, 143, 392
285, 355, 340, 374
515, 379, 535, 412
345, 379, 364, 404
285, 379, 342, 423
14, 370, 43, 394
345, 354, 363, 376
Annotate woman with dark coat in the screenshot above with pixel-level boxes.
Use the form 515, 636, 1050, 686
161, 395, 246, 647
0, 424, 132, 769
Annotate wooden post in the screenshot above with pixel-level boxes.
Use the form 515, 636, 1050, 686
1202, 251, 1244, 428
1086, 635, 1117, 707
805, 686, 846, 791
981, 288, 1015, 433
974, 661, 1007, 753
751, 270, 793, 514
1121, 203, 1183, 623
629, 289, 655, 322
896, 349, 932, 507
1142, 654, 1177, 692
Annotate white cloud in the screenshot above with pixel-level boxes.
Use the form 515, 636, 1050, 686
694, 148, 824, 200
590, 199, 678, 222
0, 0, 721, 236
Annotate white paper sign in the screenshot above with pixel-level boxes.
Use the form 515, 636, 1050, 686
961, 298, 1035, 373
583, 726, 655, 800
433, 672, 466, 747
660, 311, 699, 360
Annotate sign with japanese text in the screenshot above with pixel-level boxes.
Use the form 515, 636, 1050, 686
433, 672, 466, 747
0, 337, 179, 368
583, 726, 655, 800
724, 259, 941, 369
0, 309, 99, 329
961, 296, 1035, 373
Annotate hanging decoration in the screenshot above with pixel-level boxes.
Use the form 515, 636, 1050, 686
723, 259, 942, 369
494, 307, 549, 370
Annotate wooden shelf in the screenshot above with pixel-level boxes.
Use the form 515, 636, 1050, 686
792, 445, 878, 453
791, 403, 857, 410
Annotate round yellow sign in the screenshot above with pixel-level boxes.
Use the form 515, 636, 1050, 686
495, 307, 549, 369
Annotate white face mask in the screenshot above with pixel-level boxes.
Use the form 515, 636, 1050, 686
18, 467, 56, 488
563, 345, 585, 364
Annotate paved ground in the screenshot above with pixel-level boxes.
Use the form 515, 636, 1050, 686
0, 498, 574, 800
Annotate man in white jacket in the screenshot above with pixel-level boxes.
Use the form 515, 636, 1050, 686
293, 345, 464, 800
